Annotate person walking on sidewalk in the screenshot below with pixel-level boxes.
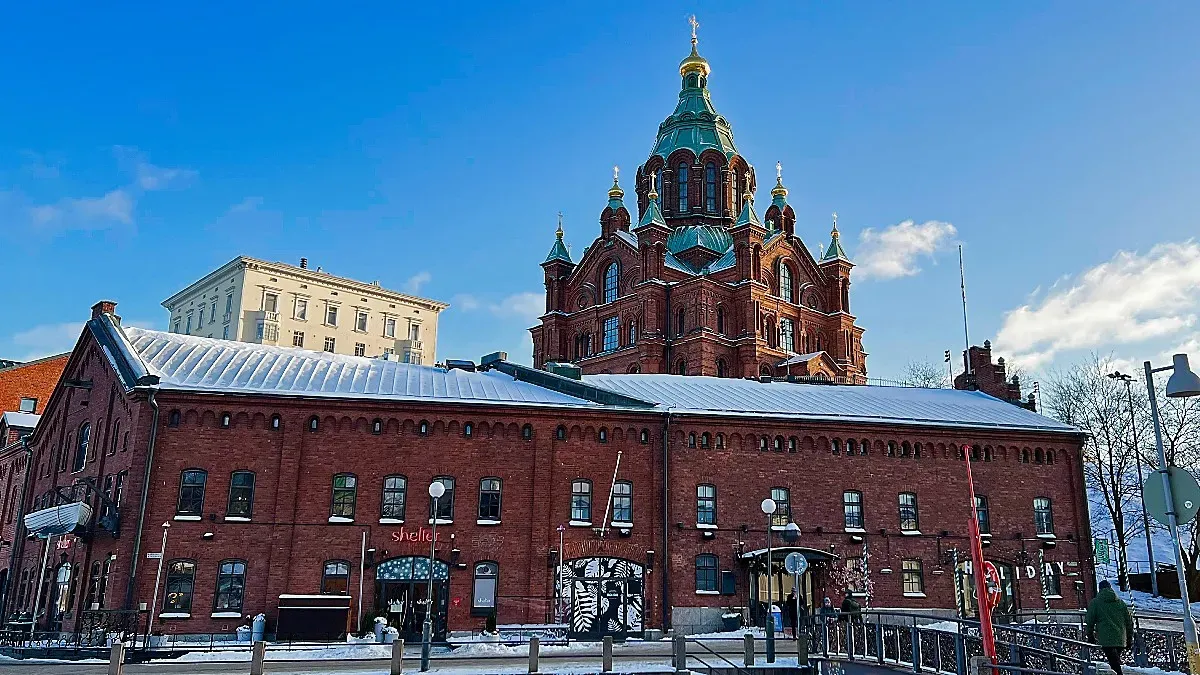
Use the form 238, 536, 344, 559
1085, 580, 1134, 675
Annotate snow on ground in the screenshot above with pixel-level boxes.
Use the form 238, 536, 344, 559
1120, 590, 1200, 618
1128, 667, 1187, 675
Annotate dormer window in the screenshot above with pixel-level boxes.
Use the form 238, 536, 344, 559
18, 398, 36, 413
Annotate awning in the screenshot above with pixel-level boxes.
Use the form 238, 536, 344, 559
740, 546, 837, 562
24, 502, 92, 537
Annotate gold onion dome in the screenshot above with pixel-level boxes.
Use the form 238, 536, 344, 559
679, 15, 710, 77
608, 166, 624, 200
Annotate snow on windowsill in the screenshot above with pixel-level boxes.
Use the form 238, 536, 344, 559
770, 525, 791, 531
610, 522, 633, 529
903, 593, 927, 598
569, 520, 592, 527
211, 612, 242, 619
1037, 533, 1057, 539
476, 519, 502, 526
173, 515, 202, 522
159, 612, 191, 619
379, 518, 404, 525
695, 590, 720, 595
328, 516, 354, 524
224, 516, 250, 523
900, 530, 922, 536
844, 527, 867, 534
427, 519, 454, 526
696, 523, 718, 530
1044, 595, 1063, 599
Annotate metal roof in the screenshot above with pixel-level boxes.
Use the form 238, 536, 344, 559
120, 327, 599, 409
581, 373, 1079, 434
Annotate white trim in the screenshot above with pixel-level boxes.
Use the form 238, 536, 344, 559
696, 523, 718, 530
211, 612, 242, 619
1043, 595, 1063, 599
1037, 533, 1057, 540
476, 519, 502, 526
427, 518, 454, 526
224, 516, 250, 523
610, 521, 634, 529
173, 515, 202, 522
159, 612, 191, 619
695, 590, 720, 595
569, 520, 593, 527
980, 533, 992, 539
903, 593, 927, 598
379, 518, 405, 525
328, 516, 354, 524
844, 527, 867, 534
770, 525, 790, 531
900, 530, 922, 536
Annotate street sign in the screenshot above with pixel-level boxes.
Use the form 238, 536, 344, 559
1093, 538, 1110, 565
146, 552, 162, 559
982, 562, 1002, 609
784, 552, 808, 576
1144, 467, 1200, 526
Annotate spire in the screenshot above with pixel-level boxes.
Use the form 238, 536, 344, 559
608, 165, 624, 209
821, 211, 851, 262
771, 161, 789, 209
735, 170, 763, 228
638, 170, 667, 229
544, 212, 574, 263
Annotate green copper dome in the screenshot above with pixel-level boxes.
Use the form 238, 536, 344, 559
651, 42, 737, 160
667, 224, 733, 255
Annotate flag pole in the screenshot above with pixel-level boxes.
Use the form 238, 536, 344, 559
964, 445, 997, 665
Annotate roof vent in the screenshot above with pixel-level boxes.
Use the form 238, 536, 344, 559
479, 351, 509, 368
544, 362, 582, 380
299, 257, 308, 269
445, 359, 476, 373
759, 375, 773, 384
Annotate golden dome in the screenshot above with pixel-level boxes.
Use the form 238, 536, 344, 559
679, 41, 711, 78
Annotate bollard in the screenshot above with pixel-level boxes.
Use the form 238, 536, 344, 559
391, 638, 405, 675
529, 636, 540, 673
108, 642, 125, 675
250, 640, 266, 675
798, 626, 809, 666
674, 634, 687, 672
602, 635, 613, 672
744, 633, 755, 667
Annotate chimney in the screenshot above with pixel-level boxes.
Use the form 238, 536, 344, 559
91, 300, 118, 320
299, 257, 308, 269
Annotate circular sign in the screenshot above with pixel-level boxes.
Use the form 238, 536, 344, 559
761, 498, 777, 515
784, 552, 808, 576
982, 561, 1002, 609
1144, 468, 1200, 526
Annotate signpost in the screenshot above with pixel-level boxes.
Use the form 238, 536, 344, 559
1144, 468, 1200, 527
784, 552, 808, 661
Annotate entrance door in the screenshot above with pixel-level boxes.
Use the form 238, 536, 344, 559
995, 563, 1018, 617
375, 557, 450, 642
558, 557, 644, 639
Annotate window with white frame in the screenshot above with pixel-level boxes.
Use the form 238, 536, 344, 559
356, 310, 368, 332
770, 487, 790, 527
326, 305, 339, 326
1034, 497, 1054, 535
324, 336, 335, 352
354, 343, 365, 357
384, 317, 396, 338
611, 481, 632, 524
603, 316, 619, 351
898, 492, 919, 531
409, 323, 420, 341
263, 293, 278, 313
843, 490, 864, 529
902, 559, 924, 594
292, 331, 304, 347
571, 480, 592, 523
295, 298, 308, 320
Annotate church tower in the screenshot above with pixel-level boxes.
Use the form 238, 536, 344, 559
530, 20, 867, 382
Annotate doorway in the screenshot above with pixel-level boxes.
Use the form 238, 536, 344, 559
557, 557, 644, 639
375, 557, 450, 642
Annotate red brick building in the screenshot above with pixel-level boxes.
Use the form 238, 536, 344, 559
3, 301, 1089, 640
0, 353, 68, 617
531, 35, 866, 382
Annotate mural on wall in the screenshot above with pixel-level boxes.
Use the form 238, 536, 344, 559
558, 557, 644, 637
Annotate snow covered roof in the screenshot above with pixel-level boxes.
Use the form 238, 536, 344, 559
581, 373, 1079, 434
118, 327, 600, 409
1, 411, 40, 429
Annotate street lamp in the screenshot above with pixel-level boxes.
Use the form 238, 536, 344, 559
421, 480, 446, 672
145, 522, 170, 647
761, 498, 777, 664
1144, 354, 1200, 673
1108, 370, 1158, 596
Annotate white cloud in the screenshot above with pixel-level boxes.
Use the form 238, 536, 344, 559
995, 240, 1200, 369
854, 220, 957, 280
28, 189, 135, 229
227, 196, 263, 214
452, 294, 481, 311
115, 145, 196, 191
403, 272, 432, 294
453, 291, 545, 323
10, 322, 84, 361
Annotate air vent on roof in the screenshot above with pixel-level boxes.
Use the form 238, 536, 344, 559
480, 351, 508, 368
300, 257, 308, 269
544, 362, 582, 380
759, 375, 773, 383
445, 359, 476, 373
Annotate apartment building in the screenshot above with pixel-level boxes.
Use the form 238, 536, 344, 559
162, 257, 448, 363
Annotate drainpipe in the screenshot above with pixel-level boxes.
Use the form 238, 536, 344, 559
660, 406, 674, 631
664, 285, 673, 374
124, 387, 160, 610
0, 436, 34, 622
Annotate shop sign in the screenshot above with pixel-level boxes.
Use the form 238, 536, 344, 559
390, 526, 442, 543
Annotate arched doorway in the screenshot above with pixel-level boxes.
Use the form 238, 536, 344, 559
556, 557, 644, 639
51, 563, 74, 632
375, 557, 450, 642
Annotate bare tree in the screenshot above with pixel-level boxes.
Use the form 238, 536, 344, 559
1043, 353, 1145, 590
900, 360, 951, 388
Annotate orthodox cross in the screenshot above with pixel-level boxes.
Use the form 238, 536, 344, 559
776, 161, 782, 180
832, 211, 839, 231
689, 15, 699, 40
613, 165, 619, 182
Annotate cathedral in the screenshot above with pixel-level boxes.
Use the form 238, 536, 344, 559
532, 30, 867, 381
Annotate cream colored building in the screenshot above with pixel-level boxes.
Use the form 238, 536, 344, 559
162, 256, 448, 364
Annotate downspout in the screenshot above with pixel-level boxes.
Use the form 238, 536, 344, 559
660, 406, 673, 630
124, 387, 160, 609
664, 285, 672, 374
0, 437, 34, 622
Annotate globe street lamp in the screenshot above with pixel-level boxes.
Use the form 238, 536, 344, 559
761, 497, 777, 664
1108, 370, 1158, 596
420, 480, 447, 672
1144, 354, 1200, 673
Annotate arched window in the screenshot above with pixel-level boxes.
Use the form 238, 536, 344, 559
779, 263, 793, 303
677, 307, 686, 336
330, 474, 357, 520
168, 410, 181, 428
521, 424, 534, 440
473, 562, 499, 615
716, 306, 725, 335
53, 563, 73, 616
628, 319, 637, 345
463, 423, 473, 438
598, 428, 608, 443
780, 318, 795, 353
556, 425, 567, 441
701, 433, 711, 449
705, 162, 717, 212
774, 436, 784, 453
571, 480, 593, 523
677, 164, 689, 212
220, 412, 231, 428
371, 418, 383, 435
109, 421, 120, 456
382, 476, 407, 521
418, 420, 430, 435
308, 416, 319, 433
227, 471, 255, 519
322, 560, 350, 595
640, 429, 650, 444
847, 439, 858, 455
176, 470, 206, 517
214, 560, 247, 614
676, 360, 687, 375
716, 433, 725, 449
654, 170, 663, 202
164, 560, 196, 613
430, 476, 455, 521
688, 432, 697, 448
716, 359, 727, 378
73, 423, 90, 472
603, 263, 619, 304
270, 414, 281, 430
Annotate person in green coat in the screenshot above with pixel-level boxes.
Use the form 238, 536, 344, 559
1085, 580, 1134, 675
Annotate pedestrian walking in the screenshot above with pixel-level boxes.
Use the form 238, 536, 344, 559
840, 587, 862, 624
1085, 580, 1133, 675
784, 590, 797, 638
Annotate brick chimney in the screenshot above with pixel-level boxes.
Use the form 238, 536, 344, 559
953, 339, 1035, 410
91, 300, 117, 319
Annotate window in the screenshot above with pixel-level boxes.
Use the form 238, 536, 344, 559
598, 428, 608, 443
676, 307, 686, 336
177, 470, 207, 517
479, 478, 502, 521
831, 438, 842, 455
164, 560, 196, 614
603, 263, 619, 304
1034, 497, 1054, 535
221, 412, 231, 428
53, 563, 73, 616
324, 336, 336, 352
521, 424, 533, 440
331, 474, 357, 519
774, 436, 784, 453
382, 476, 407, 520
676, 360, 686, 375
263, 293, 278, 313
473, 562, 499, 615
788, 437, 797, 453
86, 561, 103, 609
697, 484, 716, 525
295, 298, 308, 320
1043, 564, 1061, 597
18, 397, 36, 413
759, 437, 768, 452
898, 492, 919, 532
701, 433, 711, 449
705, 162, 717, 212
902, 559, 924, 595
716, 433, 725, 449
227, 471, 255, 519
843, 491, 864, 529
628, 320, 637, 345
372, 418, 383, 434
173, 320, 181, 333
688, 432, 697, 448
384, 317, 396, 338
409, 323, 421, 341
654, 169, 663, 202
196, 309, 203, 328
603, 316, 619, 351
214, 560, 247, 613
844, 557, 867, 594
73, 423, 90, 472
696, 554, 718, 592
355, 310, 368, 332
222, 326, 229, 340
109, 421, 120, 455
571, 480, 592, 523
354, 343, 366, 357
211, 301, 217, 323
185, 313, 193, 334
430, 476, 455, 521
612, 481, 632, 523
677, 163, 689, 212
326, 305, 338, 326
322, 561, 350, 594
975, 496, 991, 534
225, 294, 234, 314
419, 420, 430, 435
779, 263, 793, 303
780, 318, 794, 352
770, 487, 790, 527
556, 426, 567, 441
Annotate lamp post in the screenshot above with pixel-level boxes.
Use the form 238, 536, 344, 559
421, 480, 446, 672
1143, 354, 1200, 673
1108, 370, 1159, 596
761, 498, 777, 664
557, 524, 566, 625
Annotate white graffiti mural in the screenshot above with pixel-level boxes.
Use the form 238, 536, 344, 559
557, 557, 644, 637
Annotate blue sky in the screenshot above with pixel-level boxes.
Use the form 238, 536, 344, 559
3, 2, 1199, 384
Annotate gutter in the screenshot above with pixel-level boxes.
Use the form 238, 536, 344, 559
0, 436, 33, 622
124, 386, 160, 610
660, 406, 673, 630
